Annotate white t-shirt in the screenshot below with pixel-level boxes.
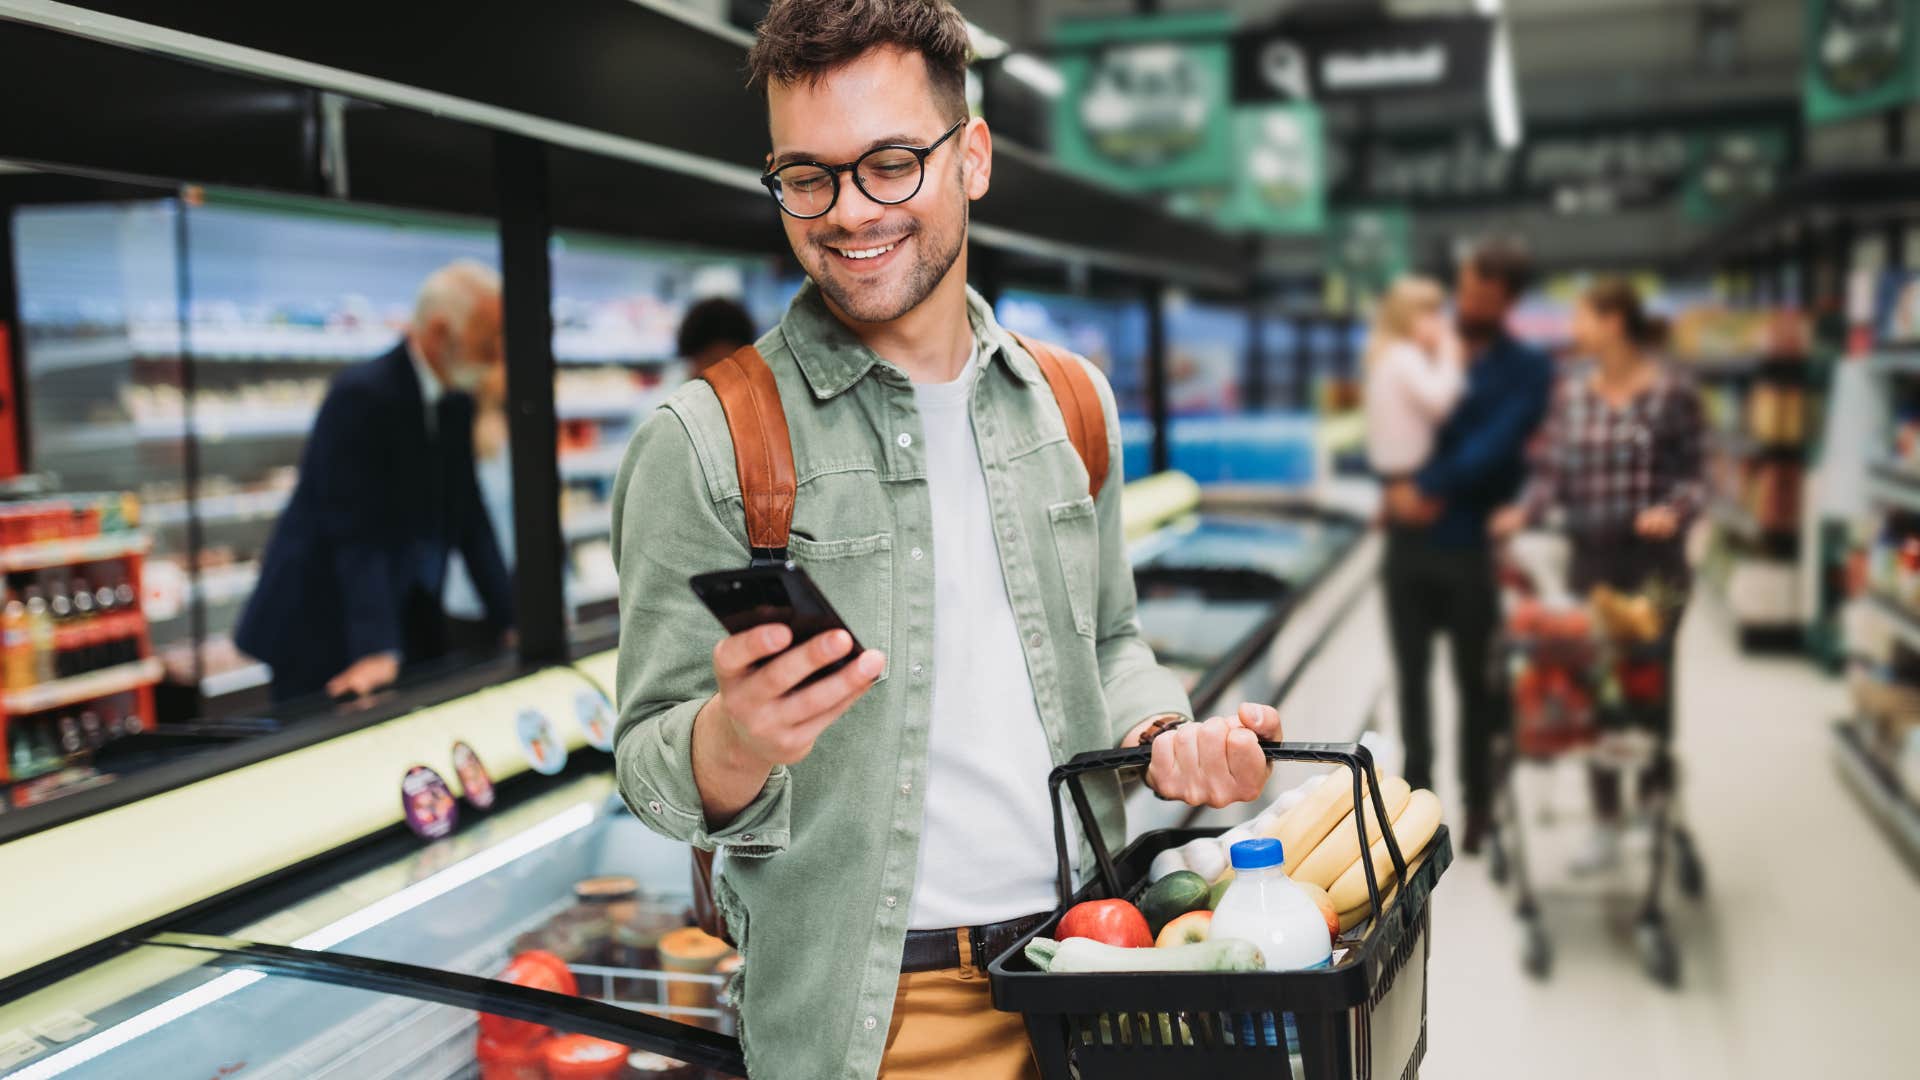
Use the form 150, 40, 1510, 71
1365, 339, 1465, 476
907, 347, 1064, 929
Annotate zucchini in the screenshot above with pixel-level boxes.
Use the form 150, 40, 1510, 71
1024, 936, 1265, 973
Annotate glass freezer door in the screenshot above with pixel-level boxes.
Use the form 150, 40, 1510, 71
0, 933, 743, 1079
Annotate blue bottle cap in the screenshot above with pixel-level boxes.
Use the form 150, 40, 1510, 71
1229, 837, 1284, 870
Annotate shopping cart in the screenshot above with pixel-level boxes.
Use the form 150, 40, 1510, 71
1484, 583, 1707, 988
989, 742, 1451, 1080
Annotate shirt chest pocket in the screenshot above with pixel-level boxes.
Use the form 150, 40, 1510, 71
787, 532, 893, 683
1048, 496, 1098, 639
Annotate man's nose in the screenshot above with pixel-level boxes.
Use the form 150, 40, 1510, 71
822, 174, 887, 236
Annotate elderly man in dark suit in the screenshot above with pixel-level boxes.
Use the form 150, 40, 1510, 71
237, 261, 515, 704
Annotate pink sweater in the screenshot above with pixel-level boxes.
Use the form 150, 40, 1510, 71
1365, 340, 1465, 475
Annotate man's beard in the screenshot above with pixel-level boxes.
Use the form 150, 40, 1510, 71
808, 189, 966, 325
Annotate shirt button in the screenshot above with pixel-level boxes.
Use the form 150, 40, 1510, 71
897, 433, 913, 448
901, 782, 912, 795
911, 547, 924, 561
1028, 632, 1043, 648
741, 833, 755, 843
1002, 526, 1015, 541
884, 895, 897, 908
864, 1016, 878, 1031
911, 663, 924, 676
647, 800, 662, 814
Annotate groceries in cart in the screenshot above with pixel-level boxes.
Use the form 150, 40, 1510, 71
1504, 582, 1683, 757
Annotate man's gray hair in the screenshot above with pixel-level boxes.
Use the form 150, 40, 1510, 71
413, 260, 501, 332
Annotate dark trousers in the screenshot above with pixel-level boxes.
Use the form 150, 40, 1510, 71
1382, 529, 1503, 817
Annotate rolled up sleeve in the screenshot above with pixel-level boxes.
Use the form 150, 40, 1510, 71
610, 390, 791, 855
1080, 361, 1192, 743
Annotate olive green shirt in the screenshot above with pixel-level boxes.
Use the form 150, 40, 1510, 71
611, 282, 1191, 1080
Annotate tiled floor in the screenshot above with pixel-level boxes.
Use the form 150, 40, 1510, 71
1413, 598, 1918, 1080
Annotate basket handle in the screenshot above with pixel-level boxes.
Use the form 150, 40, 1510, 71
1048, 741, 1410, 924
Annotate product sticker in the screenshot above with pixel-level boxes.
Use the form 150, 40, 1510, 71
31, 1010, 96, 1043
516, 709, 568, 775
451, 741, 496, 810
400, 765, 459, 840
574, 689, 615, 751
0, 1030, 46, 1069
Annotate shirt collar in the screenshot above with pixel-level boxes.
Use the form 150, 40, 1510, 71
780, 279, 1042, 400
405, 337, 446, 410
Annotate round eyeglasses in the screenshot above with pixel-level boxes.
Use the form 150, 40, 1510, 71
761, 119, 966, 220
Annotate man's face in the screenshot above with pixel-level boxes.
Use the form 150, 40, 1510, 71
438, 294, 505, 394
1454, 262, 1512, 339
766, 47, 990, 325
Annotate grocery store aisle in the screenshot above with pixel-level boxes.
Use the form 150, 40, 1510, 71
1416, 597, 1918, 1080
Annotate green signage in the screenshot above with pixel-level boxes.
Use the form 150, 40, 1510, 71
1804, 0, 1920, 125
1682, 127, 1791, 222
1052, 12, 1237, 191
1325, 208, 1411, 301
1218, 104, 1326, 233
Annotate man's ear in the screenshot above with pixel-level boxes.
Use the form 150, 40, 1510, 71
963, 117, 992, 201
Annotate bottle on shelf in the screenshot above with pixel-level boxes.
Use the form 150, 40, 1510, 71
78, 710, 104, 752
25, 585, 55, 684
57, 714, 83, 758
3, 587, 34, 691
71, 575, 101, 675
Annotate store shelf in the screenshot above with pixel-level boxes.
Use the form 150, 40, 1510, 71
556, 394, 662, 423
1869, 461, 1920, 513
2, 657, 164, 715
28, 337, 135, 373
1869, 351, 1920, 378
1868, 593, 1920, 655
1832, 719, 1920, 871
200, 661, 272, 698
563, 507, 614, 542
1706, 431, 1806, 462
0, 532, 150, 573
1681, 356, 1816, 382
569, 580, 619, 608
144, 489, 293, 528
151, 563, 261, 623
553, 334, 677, 366
558, 446, 627, 481
1711, 500, 1798, 558
39, 409, 314, 454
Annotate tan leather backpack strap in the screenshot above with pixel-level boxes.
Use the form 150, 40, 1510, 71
1012, 332, 1110, 500
699, 345, 797, 563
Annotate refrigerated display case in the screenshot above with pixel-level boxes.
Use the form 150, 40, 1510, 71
10, 192, 801, 717
0, 772, 746, 1078
993, 288, 1155, 481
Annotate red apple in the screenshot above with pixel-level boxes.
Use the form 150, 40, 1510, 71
1057, 899, 1153, 948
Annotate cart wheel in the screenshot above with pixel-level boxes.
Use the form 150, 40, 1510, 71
1522, 922, 1552, 980
1674, 833, 1707, 900
1488, 837, 1509, 885
1636, 917, 1680, 988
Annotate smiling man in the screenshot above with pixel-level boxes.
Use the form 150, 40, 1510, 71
610, 2, 1281, 1077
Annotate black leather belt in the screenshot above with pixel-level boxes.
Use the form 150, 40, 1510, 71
901, 911, 1051, 974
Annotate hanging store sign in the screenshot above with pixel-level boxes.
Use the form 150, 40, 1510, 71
1804, 0, 1919, 124
1219, 104, 1327, 233
1051, 12, 1237, 191
1325, 208, 1411, 302
1332, 116, 1795, 213
1232, 16, 1492, 104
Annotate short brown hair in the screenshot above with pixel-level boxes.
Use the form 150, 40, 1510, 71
1583, 277, 1664, 349
1464, 236, 1534, 299
747, 0, 972, 122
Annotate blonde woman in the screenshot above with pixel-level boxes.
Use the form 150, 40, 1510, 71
1365, 275, 1465, 479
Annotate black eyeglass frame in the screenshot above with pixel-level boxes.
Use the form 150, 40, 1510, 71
760, 119, 968, 220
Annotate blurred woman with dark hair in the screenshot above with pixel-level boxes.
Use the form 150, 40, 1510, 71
1491, 277, 1705, 871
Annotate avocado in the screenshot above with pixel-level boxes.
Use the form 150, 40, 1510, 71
1139, 870, 1212, 936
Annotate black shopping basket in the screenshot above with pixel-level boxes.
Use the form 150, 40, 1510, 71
988, 742, 1452, 1080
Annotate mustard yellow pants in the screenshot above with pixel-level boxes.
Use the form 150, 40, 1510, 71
880, 930, 1040, 1079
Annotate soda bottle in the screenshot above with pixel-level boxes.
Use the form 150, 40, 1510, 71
25, 586, 55, 684
2, 589, 34, 689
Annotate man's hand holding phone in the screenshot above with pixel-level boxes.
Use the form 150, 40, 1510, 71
693, 623, 885, 825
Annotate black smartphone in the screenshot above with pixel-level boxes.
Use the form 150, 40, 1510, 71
690, 562, 864, 688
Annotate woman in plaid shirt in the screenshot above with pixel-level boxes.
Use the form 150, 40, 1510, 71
1492, 278, 1705, 870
